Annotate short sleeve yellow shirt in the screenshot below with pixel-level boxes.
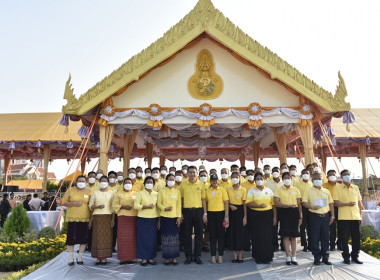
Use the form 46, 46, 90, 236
302, 187, 333, 214
333, 183, 362, 220
61, 187, 92, 222
294, 180, 313, 197
226, 186, 246, 205
274, 186, 301, 206
112, 190, 138, 216
206, 186, 229, 211
180, 179, 206, 208
246, 187, 274, 211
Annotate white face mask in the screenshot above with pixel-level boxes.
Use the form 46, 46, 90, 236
100, 182, 108, 189
199, 176, 207, 182
281, 169, 288, 174
313, 180, 322, 187
328, 175, 337, 182
232, 178, 239, 184
129, 173, 136, 179
88, 177, 96, 184
160, 170, 167, 175
137, 172, 143, 177
290, 170, 296, 176
264, 169, 270, 175
182, 169, 188, 174
272, 172, 280, 178
109, 178, 116, 184
96, 173, 103, 179
169, 171, 175, 175
145, 183, 154, 190
175, 176, 182, 182
117, 176, 123, 181
240, 171, 246, 176
256, 180, 264, 186
167, 181, 175, 187
283, 179, 291, 186
152, 173, 160, 179
145, 173, 151, 177
343, 175, 351, 183
124, 183, 132, 191
76, 182, 86, 189
221, 174, 228, 179
247, 175, 254, 181
302, 174, 310, 180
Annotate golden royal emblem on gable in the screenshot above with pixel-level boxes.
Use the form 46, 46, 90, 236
188, 49, 223, 100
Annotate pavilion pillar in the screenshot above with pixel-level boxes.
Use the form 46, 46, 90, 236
239, 154, 246, 167
146, 143, 153, 168
321, 149, 327, 173
252, 142, 260, 168
80, 157, 86, 174
3, 157, 11, 188
359, 143, 370, 201
42, 144, 51, 192
159, 155, 166, 167
123, 130, 138, 176
99, 124, 115, 174
297, 124, 315, 166
273, 128, 287, 165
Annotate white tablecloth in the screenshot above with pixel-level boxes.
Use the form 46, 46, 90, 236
27, 211, 64, 233
362, 210, 380, 233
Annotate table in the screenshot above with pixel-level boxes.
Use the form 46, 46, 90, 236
362, 210, 380, 233
27, 211, 64, 233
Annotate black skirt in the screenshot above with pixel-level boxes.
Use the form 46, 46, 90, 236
248, 208, 273, 262
278, 207, 300, 237
228, 204, 245, 251
66, 222, 89, 245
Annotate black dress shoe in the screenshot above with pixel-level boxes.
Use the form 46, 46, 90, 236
343, 259, 351, 264
164, 261, 171, 266
286, 261, 291, 265
232, 259, 238, 263
194, 257, 203, 264
184, 257, 193, 265
352, 258, 363, 264
76, 259, 84, 265
172, 261, 179, 266
237, 259, 244, 263
330, 246, 336, 251
120, 261, 127, 265
322, 259, 332, 265
140, 262, 147, 267
303, 246, 308, 252
313, 259, 321, 265
202, 246, 210, 252
148, 260, 157, 265
126, 261, 135, 264
68, 262, 74, 266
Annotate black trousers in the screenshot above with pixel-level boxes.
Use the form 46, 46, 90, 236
329, 206, 339, 248
309, 213, 330, 260
300, 207, 311, 247
183, 208, 204, 258
0, 212, 7, 227
340, 220, 361, 259
208, 211, 225, 256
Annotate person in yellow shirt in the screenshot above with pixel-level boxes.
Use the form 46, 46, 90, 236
274, 172, 302, 266
333, 169, 363, 265
206, 174, 229, 264
134, 176, 159, 266
169, 166, 176, 176
112, 178, 137, 264
199, 169, 210, 189
240, 166, 248, 183
152, 167, 166, 192
241, 169, 256, 193
95, 169, 104, 182
280, 163, 289, 175
107, 171, 119, 192
160, 166, 168, 180
181, 165, 189, 180
302, 172, 335, 265
289, 165, 301, 185
266, 167, 283, 192
87, 171, 99, 190
116, 171, 124, 189
199, 169, 210, 252
136, 166, 144, 185
295, 169, 313, 252
124, 168, 143, 192
89, 175, 115, 265
263, 165, 272, 181
246, 172, 276, 264
174, 170, 185, 251
144, 167, 152, 178
61, 175, 92, 266
227, 173, 247, 263
219, 168, 232, 189
157, 174, 182, 265
323, 169, 341, 251
181, 166, 207, 265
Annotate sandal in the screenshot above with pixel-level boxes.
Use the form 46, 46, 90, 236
95, 259, 101, 266
148, 260, 157, 265
164, 259, 171, 266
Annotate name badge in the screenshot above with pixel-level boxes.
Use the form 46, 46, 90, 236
153, 197, 157, 201
211, 192, 215, 197
171, 195, 177, 199
132, 196, 136, 199
291, 191, 296, 196
352, 190, 356, 195
83, 195, 89, 199
236, 193, 242, 198
321, 193, 327, 198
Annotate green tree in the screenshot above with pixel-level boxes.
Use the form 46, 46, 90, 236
4, 204, 31, 239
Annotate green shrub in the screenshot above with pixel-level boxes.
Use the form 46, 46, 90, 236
360, 225, 379, 241
22, 230, 38, 243
60, 209, 68, 235
4, 205, 30, 240
37, 226, 56, 239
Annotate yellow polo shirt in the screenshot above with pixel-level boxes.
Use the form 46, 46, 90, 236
61, 187, 92, 222
246, 187, 274, 211
274, 186, 301, 206
136, 178, 144, 185
302, 187, 333, 214
219, 179, 232, 189
181, 179, 206, 208
206, 186, 229, 212
134, 189, 159, 218
323, 182, 337, 197
118, 180, 143, 192
87, 181, 100, 191
264, 175, 273, 182
108, 184, 119, 192
241, 180, 257, 193
291, 176, 301, 186
227, 186, 246, 205
294, 180, 313, 197
153, 180, 166, 192
112, 190, 138, 216
157, 187, 181, 218
266, 179, 283, 192
333, 183, 362, 220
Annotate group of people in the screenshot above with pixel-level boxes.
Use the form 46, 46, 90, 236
61, 163, 364, 267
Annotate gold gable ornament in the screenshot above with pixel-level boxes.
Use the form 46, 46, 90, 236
188, 49, 223, 100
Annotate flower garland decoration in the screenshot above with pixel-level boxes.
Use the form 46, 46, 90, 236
197, 103, 215, 127
248, 102, 263, 127
147, 104, 164, 129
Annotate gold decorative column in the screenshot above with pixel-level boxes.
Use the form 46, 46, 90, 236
42, 144, 51, 192
359, 143, 370, 201
80, 157, 86, 174
3, 157, 11, 187
297, 124, 315, 166
146, 143, 153, 168
273, 128, 287, 165
99, 124, 115, 174
159, 155, 166, 167
123, 131, 138, 176
239, 154, 246, 167
252, 142, 260, 168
